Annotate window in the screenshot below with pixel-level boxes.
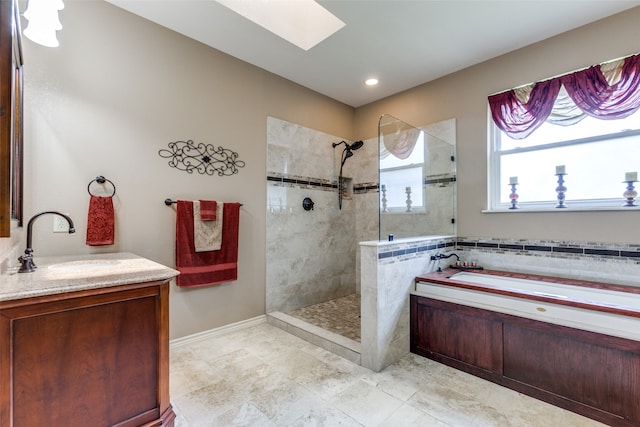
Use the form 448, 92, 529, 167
490, 108, 640, 209
380, 130, 425, 211
488, 54, 640, 210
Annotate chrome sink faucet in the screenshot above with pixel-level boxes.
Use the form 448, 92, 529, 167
18, 211, 76, 273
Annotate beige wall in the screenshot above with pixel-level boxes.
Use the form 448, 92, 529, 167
13, 2, 640, 339
21, 1, 353, 339
354, 7, 640, 245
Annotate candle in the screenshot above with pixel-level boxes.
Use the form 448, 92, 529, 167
405, 186, 411, 192
509, 176, 518, 185
625, 171, 638, 182
555, 165, 566, 175
381, 184, 386, 190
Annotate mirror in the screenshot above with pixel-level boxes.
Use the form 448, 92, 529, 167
378, 114, 456, 240
0, 0, 24, 237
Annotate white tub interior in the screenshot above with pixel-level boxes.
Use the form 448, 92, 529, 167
414, 272, 640, 342
448, 271, 640, 310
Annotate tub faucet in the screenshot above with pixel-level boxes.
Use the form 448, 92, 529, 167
18, 211, 76, 273
430, 252, 460, 262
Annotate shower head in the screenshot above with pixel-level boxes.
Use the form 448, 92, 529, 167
342, 140, 363, 166
332, 140, 364, 151
350, 140, 364, 151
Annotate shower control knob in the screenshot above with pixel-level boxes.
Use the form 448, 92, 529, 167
302, 197, 315, 211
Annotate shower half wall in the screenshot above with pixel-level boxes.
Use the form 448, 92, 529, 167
266, 117, 378, 314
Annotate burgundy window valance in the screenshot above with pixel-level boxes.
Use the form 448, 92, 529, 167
489, 53, 640, 140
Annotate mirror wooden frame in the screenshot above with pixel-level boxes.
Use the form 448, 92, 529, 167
0, 0, 24, 237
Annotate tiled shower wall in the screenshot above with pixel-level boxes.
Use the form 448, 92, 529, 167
266, 117, 377, 313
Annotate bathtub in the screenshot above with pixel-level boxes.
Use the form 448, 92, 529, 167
413, 269, 640, 342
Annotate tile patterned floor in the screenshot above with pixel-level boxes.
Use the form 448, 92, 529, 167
286, 294, 361, 342
170, 323, 605, 427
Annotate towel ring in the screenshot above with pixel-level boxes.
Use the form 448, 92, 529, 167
88, 175, 116, 197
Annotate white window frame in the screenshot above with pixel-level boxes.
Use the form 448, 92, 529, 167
487, 108, 640, 212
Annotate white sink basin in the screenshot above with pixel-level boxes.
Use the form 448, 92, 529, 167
47, 259, 120, 272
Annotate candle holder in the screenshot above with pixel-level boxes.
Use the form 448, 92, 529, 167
555, 173, 567, 208
405, 187, 412, 212
508, 183, 519, 209
381, 185, 388, 212
623, 180, 638, 207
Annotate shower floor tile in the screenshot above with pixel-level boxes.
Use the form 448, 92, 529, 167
286, 294, 361, 342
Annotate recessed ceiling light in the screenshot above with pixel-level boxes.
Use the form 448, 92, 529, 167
216, 0, 345, 51
365, 78, 379, 86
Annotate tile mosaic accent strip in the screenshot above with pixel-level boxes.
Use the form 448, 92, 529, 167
553, 246, 584, 254
524, 245, 552, 252
458, 241, 478, 247
424, 175, 457, 185
267, 174, 380, 194
477, 242, 499, 249
354, 183, 379, 194
456, 237, 640, 261
267, 174, 336, 190
267, 174, 456, 196
377, 239, 454, 260
499, 244, 523, 251
584, 248, 620, 257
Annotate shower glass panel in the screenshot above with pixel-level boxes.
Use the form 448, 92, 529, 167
378, 114, 456, 240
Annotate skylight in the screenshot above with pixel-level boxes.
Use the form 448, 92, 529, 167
215, 0, 345, 51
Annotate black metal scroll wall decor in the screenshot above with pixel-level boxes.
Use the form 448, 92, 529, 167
158, 140, 246, 176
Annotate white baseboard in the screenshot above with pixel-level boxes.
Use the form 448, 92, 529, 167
170, 315, 267, 348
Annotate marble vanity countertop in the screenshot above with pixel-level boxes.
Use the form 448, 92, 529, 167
0, 252, 179, 302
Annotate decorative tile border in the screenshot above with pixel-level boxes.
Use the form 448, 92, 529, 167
456, 237, 640, 260
377, 238, 455, 261
354, 182, 379, 194
373, 235, 640, 265
267, 174, 381, 195
267, 174, 336, 191
424, 174, 456, 185
267, 174, 457, 196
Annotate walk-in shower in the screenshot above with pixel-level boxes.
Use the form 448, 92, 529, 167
332, 140, 364, 209
266, 115, 456, 368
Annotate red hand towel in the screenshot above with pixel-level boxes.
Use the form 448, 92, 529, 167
86, 195, 115, 246
199, 200, 217, 221
175, 201, 241, 288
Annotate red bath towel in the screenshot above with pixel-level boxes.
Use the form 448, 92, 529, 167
175, 200, 241, 288
86, 195, 115, 246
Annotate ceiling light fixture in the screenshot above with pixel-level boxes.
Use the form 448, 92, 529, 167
215, 0, 345, 51
365, 78, 379, 86
23, 0, 64, 47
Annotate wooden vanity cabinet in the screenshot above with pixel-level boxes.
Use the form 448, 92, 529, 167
0, 280, 174, 427
410, 294, 640, 427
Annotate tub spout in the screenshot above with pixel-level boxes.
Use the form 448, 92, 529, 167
18, 211, 76, 273
430, 252, 460, 262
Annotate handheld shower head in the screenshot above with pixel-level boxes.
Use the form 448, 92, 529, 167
332, 140, 364, 210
